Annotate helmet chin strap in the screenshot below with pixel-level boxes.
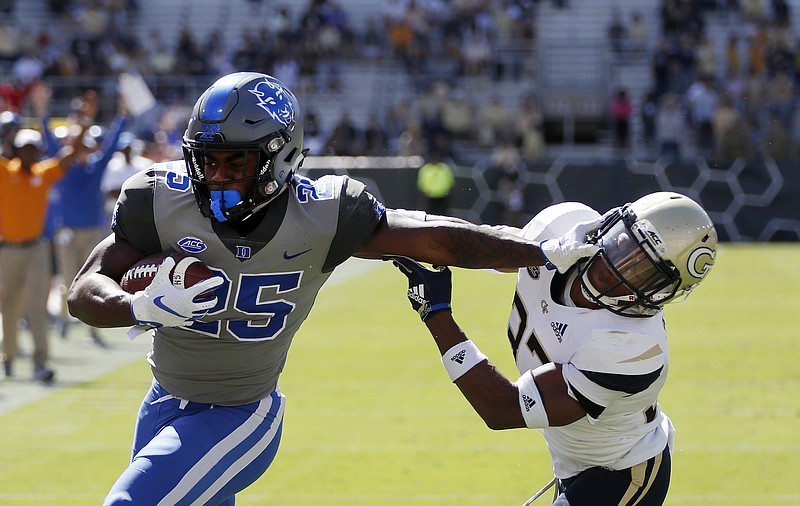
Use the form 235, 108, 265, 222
247, 181, 289, 218
259, 180, 279, 197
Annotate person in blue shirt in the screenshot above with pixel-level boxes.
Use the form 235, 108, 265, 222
38, 88, 128, 345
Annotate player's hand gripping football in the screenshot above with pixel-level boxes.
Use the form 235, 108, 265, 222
539, 218, 603, 273
386, 256, 452, 322
130, 256, 224, 328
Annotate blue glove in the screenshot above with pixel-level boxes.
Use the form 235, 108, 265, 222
385, 255, 452, 321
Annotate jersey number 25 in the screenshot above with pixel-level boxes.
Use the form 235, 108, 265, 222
188, 271, 302, 341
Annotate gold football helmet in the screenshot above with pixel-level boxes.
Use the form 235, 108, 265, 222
578, 192, 718, 317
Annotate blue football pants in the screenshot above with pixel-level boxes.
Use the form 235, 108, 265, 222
104, 380, 285, 505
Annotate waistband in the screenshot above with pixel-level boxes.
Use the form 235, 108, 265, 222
0, 237, 43, 248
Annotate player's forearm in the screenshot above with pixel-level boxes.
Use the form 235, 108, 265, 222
386, 221, 544, 268
423, 310, 466, 354
426, 222, 545, 269
67, 275, 137, 328
425, 313, 526, 429
362, 211, 543, 268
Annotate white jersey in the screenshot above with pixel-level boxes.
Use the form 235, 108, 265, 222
508, 202, 674, 479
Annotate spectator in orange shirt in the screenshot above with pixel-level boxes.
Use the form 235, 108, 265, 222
0, 125, 86, 382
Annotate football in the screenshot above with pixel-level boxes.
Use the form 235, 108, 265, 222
120, 252, 216, 296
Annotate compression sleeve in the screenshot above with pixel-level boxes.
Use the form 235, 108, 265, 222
515, 370, 550, 429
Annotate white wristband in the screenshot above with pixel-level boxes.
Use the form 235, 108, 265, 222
515, 370, 550, 429
441, 340, 488, 382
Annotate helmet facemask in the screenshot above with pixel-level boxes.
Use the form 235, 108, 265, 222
578, 206, 681, 317
184, 129, 292, 222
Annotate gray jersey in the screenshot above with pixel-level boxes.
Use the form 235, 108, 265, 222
113, 161, 384, 405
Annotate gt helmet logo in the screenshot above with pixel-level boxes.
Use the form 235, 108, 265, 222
687, 246, 715, 279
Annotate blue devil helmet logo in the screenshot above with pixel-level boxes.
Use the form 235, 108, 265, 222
248, 78, 294, 128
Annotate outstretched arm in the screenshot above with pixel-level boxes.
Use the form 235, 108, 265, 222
54, 122, 90, 173
358, 209, 597, 272
388, 256, 586, 429
357, 210, 545, 269
425, 314, 585, 429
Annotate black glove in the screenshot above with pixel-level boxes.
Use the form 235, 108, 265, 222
384, 255, 452, 321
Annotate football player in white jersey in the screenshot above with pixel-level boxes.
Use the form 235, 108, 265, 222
66, 72, 597, 505
390, 192, 717, 505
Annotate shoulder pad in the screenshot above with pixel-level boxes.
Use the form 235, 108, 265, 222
522, 203, 600, 242
570, 331, 665, 377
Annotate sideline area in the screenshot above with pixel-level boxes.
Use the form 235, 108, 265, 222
0, 324, 151, 415
0, 257, 380, 416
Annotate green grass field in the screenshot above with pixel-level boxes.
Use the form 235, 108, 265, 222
0, 243, 797, 505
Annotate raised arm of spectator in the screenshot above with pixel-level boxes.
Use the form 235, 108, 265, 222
93, 94, 129, 170
55, 123, 91, 173
31, 83, 61, 158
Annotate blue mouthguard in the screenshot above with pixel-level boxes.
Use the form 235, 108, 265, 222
209, 190, 242, 222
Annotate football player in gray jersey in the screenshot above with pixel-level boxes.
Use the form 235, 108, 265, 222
389, 192, 718, 506
67, 72, 597, 505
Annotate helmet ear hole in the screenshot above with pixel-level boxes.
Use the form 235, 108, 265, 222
283, 147, 297, 163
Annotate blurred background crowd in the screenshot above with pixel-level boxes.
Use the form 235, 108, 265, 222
1, 0, 798, 380
0, 0, 797, 167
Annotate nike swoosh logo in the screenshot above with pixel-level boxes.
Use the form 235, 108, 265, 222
283, 248, 312, 260
153, 296, 185, 318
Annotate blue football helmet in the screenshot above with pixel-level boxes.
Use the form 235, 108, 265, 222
182, 72, 306, 222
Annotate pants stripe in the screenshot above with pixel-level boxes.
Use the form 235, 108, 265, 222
156, 391, 284, 505
193, 394, 285, 505
620, 449, 663, 506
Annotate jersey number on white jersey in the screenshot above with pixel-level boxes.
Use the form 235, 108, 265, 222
508, 291, 551, 365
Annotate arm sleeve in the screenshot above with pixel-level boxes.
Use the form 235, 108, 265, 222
515, 369, 549, 429
322, 176, 385, 272
561, 332, 666, 420
111, 168, 162, 255
93, 116, 128, 170
40, 116, 62, 158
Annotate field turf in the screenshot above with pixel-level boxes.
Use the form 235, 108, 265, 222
0, 243, 797, 504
